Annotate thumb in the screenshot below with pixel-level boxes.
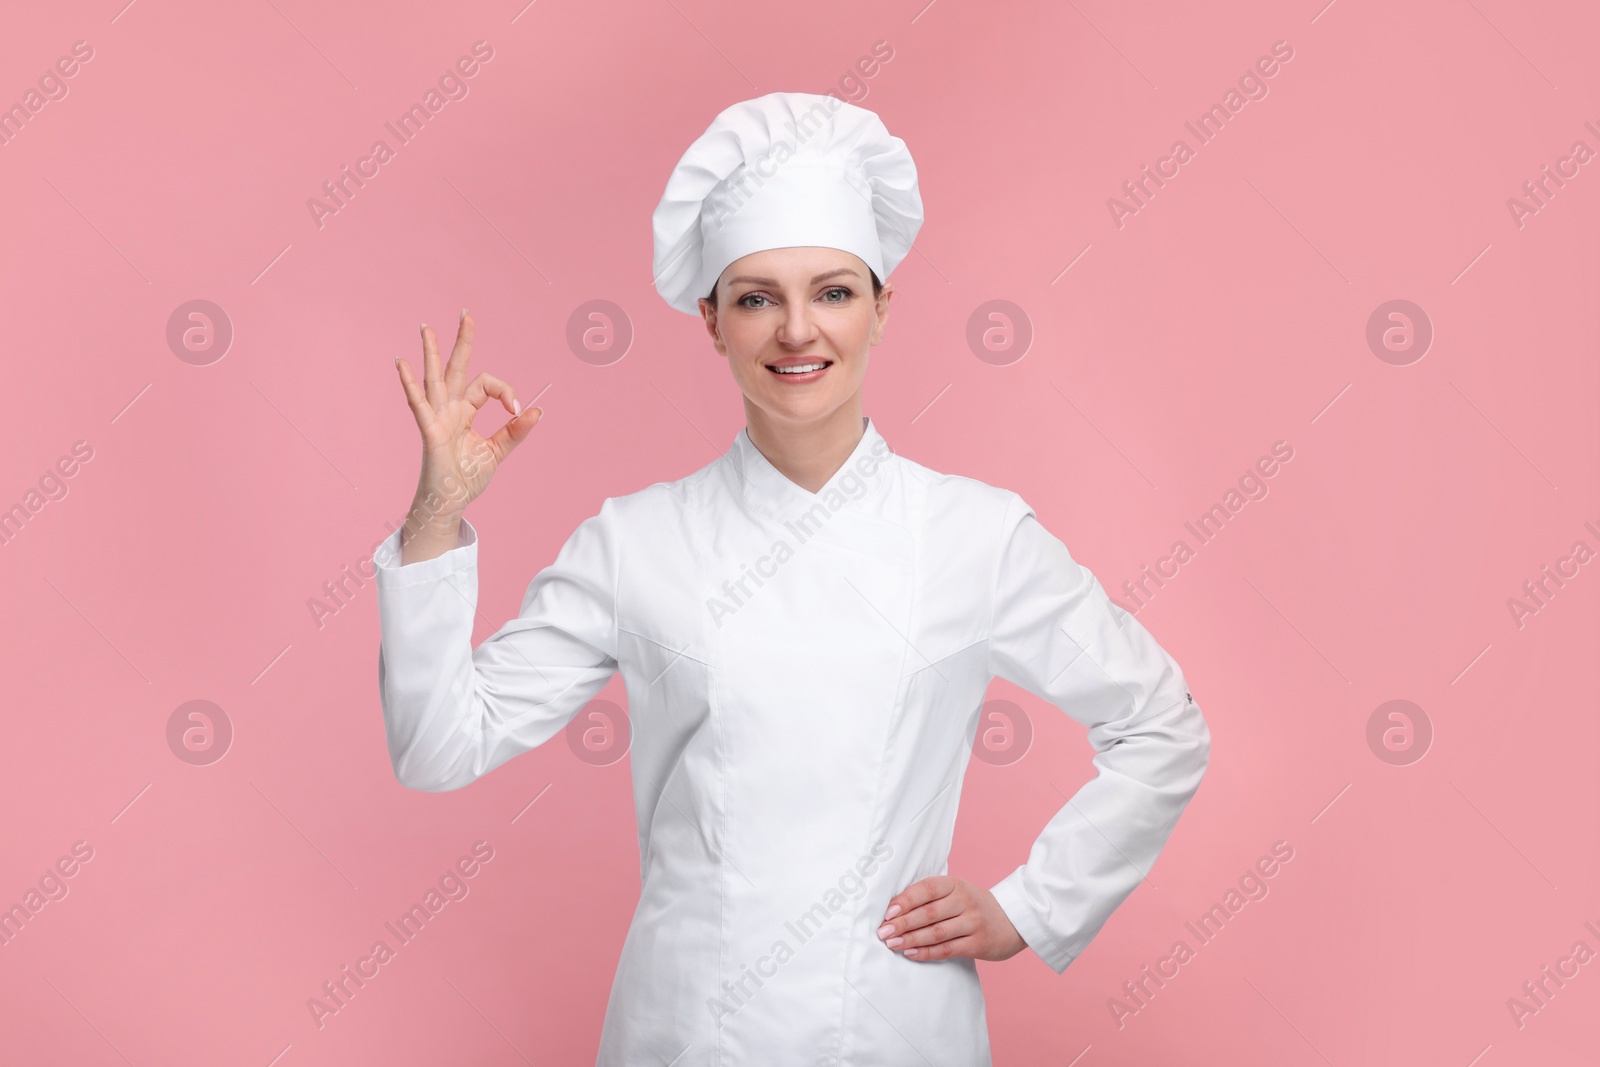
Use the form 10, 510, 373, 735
491, 405, 543, 459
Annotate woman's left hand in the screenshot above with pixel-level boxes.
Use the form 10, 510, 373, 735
876, 875, 1028, 962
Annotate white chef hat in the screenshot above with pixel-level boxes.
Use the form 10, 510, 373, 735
651, 91, 923, 316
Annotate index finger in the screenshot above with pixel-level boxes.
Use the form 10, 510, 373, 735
444, 308, 475, 396
884, 874, 955, 921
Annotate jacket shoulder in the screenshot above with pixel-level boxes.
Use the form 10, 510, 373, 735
598, 455, 725, 528
892, 452, 1020, 529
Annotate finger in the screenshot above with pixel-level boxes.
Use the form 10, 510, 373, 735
463, 371, 518, 415
888, 892, 965, 941
903, 934, 982, 961
881, 875, 956, 932
889, 910, 973, 951
420, 323, 446, 411
394, 357, 437, 437
484, 404, 543, 464
444, 308, 474, 397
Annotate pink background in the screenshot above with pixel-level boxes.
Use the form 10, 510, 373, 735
1, 0, 1596, 1063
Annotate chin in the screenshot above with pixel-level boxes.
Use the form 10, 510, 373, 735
762, 397, 838, 420
749, 388, 846, 422
738, 359, 862, 421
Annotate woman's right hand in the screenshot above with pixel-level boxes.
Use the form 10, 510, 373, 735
394, 309, 543, 564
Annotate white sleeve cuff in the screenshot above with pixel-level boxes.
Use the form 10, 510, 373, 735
372, 517, 479, 588
990, 866, 1076, 974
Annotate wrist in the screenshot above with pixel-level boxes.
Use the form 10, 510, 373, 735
400, 494, 462, 547
405, 484, 466, 531
398, 509, 466, 566
402, 509, 461, 543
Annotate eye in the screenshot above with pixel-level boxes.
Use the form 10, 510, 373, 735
736, 292, 772, 309
820, 286, 853, 303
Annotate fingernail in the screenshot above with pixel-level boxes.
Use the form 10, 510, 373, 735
461, 307, 467, 320
394, 356, 400, 365
514, 399, 522, 415
535, 406, 544, 419
883, 905, 900, 920
903, 948, 918, 956
419, 323, 427, 334
877, 923, 894, 939
886, 936, 904, 949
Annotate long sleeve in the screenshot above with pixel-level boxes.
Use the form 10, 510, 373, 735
984, 492, 1210, 974
372, 500, 621, 792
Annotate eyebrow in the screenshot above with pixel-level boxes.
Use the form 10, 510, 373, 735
724, 268, 861, 287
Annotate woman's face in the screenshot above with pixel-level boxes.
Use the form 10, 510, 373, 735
699, 245, 892, 429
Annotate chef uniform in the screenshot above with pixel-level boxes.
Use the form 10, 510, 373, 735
374, 92, 1210, 1066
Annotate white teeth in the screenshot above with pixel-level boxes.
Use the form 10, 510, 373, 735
771, 362, 828, 374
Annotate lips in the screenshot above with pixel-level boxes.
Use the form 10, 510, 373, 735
765, 359, 833, 382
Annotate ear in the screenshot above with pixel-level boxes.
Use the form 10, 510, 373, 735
698, 297, 727, 356
869, 283, 893, 345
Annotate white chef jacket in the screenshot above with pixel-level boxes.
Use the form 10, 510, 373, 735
373, 415, 1209, 1066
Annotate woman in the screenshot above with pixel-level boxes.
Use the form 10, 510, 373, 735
376, 92, 1210, 1066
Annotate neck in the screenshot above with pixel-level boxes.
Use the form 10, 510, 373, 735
743, 398, 866, 494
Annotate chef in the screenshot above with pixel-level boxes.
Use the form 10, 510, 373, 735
376, 90, 1210, 1065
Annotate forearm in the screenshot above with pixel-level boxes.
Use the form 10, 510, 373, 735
990, 693, 1210, 973
374, 502, 624, 793
376, 522, 488, 791
400, 447, 488, 565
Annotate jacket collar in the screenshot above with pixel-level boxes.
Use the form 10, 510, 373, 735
726, 415, 895, 525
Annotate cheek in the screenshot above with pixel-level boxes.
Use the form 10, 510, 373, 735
720, 321, 768, 361
828, 319, 873, 360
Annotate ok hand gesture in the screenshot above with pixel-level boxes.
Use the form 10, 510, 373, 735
393, 310, 542, 563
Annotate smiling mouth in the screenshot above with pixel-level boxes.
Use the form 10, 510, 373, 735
765, 360, 833, 379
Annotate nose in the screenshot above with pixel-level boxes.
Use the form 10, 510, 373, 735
777, 301, 819, 347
